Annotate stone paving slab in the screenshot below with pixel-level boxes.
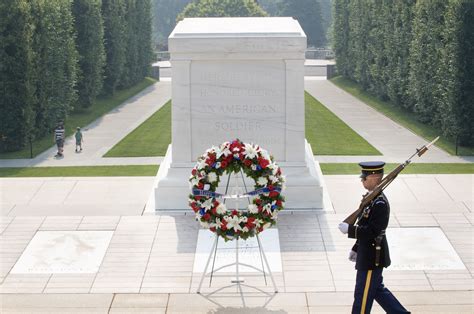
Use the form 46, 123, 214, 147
0, 174, 472, 311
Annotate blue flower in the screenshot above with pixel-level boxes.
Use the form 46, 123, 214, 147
199, 208, 205, 216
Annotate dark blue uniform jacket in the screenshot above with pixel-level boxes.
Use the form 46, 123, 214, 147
348, 193, 391, 270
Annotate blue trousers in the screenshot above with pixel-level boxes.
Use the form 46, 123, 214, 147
352, 268, 410, 314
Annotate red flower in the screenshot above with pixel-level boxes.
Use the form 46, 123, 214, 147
276, 200, 282, 207
255, 199, 261, 205
191, 168, 197, 176
221, 221, 228, 230
258, 157, 269, 169
211, 207, 217, 215
210, 227, 216, 232
268, 185, 274, 191
269, 191, 279, 198
243, 159, 252, 167
232, 209, 238, 216
221, 160, 228, 168
195, 196, 202, 201
197, 182, 204, 189
203, 213, 211, 221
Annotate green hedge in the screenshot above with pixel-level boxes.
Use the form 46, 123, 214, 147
333, 0, 473, 148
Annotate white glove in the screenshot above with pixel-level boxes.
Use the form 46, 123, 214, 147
338, 222, 349, 234
348, 250, 357, 262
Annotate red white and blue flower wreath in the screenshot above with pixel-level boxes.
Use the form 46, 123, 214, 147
189, 139, 285, 241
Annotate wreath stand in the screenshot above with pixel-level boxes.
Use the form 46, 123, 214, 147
196, 170, 278, 294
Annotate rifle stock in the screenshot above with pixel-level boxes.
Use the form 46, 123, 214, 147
342, 137, 439, 225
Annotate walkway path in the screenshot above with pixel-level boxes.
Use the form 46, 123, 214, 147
0, 82, 171, 168
305, 79, 474, 163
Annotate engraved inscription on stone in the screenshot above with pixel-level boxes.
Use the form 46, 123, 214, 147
191, 61, 285, 159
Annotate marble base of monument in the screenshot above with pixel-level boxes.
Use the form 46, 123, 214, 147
147, 140, 325, 211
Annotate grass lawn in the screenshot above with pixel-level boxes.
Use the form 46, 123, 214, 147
320, 163, 474, 175
0, 77, 157, 159
331, 76, 474, 156
0, 165, 159, 177
104, 100, 171, 157
305, 92, 381, 155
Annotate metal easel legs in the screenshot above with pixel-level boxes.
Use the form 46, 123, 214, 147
196, 233, 278, 293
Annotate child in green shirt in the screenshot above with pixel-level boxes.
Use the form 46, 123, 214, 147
75, 127, 83, 152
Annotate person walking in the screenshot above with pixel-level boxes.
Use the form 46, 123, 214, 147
338, 161, 410, 314
75, 127, 83, 153
54, 121, 65, 157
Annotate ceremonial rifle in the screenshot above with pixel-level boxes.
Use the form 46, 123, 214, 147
343, 136, 440, 225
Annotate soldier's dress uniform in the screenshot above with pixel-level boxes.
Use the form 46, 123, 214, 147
348, 162, 410, 314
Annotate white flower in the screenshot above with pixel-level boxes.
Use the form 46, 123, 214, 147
257, 177, 268, 186
210, 218, 221, 229
226, 215, 242, 232
202, 198, 213, 210
262, 222, 271, 230
197, 159, 207, 170
190, 177, 200, 187
215, 162, 221, 169
251, 164, 257, 171
263, 203, 272, 214
242, 226, 249, 233
207, 172, 217, 183
248, 204, 259, 214
260, 149, 270, 160
201, 222, 210, 228
240, 216, 248, 223
204, 184, 210, 191
216, 203, 227, 215
269, 175, 279, 184
244, 143, 258, 159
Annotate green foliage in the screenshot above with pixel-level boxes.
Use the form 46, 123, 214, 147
152, 0, 191, 49
102, 0, 126, 94
72, 0, 106, 108
104, 100, 171, 157
320, 163, 474, 175
280, 0, 326, 47
0, 0, 35, 152
0, 165, 159, 177
120, 0, 154, 89
438, 0, 474, 145
332, 0, 474, 149
31, 0, 79, 137
177, 0, 268, 20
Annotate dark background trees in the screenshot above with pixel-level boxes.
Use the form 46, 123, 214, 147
333, 0, 474, 146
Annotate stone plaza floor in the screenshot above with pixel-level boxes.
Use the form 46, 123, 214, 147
0, 174, 472, 313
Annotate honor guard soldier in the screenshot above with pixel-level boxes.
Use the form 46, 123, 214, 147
338, 162, 410, 314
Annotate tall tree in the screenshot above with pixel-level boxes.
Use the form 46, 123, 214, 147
72, 0, 105, 108
137, 0, 154, 79
120, 0, 140, 88
281, 0, 326, 47
102, 0, 127, 94
332, 0, 351, 77
152, 0, 191, 50
0, 0, 35, 151
177, 0, 267, 20
31, 0, 78, 136
439, 0, 474, 145
409, 1, 447, 124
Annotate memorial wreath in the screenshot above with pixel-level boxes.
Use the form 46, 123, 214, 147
189, 139, 285, 241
